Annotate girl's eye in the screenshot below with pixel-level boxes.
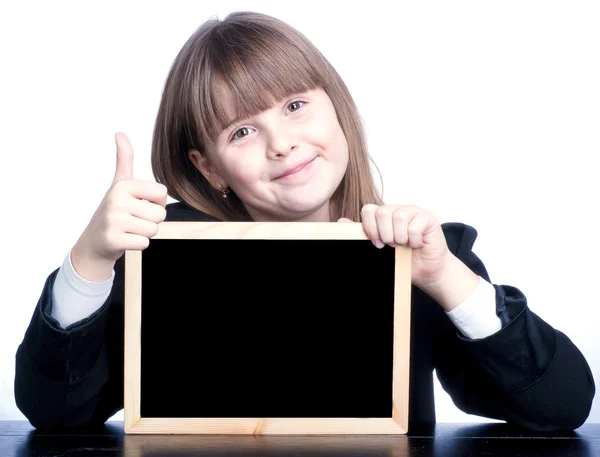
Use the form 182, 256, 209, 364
232, 127, 254, 141
230, 101, 305, 141
286, 100, 305, 114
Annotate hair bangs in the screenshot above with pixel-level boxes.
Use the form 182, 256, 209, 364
200, 23, 325, 143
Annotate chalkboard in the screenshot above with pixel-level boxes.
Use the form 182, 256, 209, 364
124, 221, 411, 434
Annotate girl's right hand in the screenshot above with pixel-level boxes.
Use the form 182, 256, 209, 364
70, 132, 168, 281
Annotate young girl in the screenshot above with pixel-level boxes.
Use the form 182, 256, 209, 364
15, 11, 594, 432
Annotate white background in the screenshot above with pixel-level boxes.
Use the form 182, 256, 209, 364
1, 1, 598, 425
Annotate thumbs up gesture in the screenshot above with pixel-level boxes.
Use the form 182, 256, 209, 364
70, 133, 168, 281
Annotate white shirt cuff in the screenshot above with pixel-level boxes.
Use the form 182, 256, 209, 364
50, 250, 115, 329
445, 276, 502, 340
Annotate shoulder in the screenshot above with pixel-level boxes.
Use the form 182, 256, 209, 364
165, 201, 221, 222
440, 221, 479, 258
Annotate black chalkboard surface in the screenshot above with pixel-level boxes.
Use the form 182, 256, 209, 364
124, 221, 411, 435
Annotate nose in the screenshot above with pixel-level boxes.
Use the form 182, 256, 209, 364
266, 120, 298, 159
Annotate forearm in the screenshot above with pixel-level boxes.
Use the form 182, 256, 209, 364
14, 268, 116, 429
52, 250, 114, 329
433, 222, 595, 430
15, 334, 115, 429
445, 276, 502, 340
418, 253, 481, 312
503, 328, 595, 431
442, 285, 595, 431
460, 306, 595, 431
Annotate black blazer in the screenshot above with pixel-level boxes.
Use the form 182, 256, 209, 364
14, 202, 595, 432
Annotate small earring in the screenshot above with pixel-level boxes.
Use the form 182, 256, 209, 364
218, 184, 230, 199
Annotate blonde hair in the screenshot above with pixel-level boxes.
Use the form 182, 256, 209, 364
151, 11, 382, 221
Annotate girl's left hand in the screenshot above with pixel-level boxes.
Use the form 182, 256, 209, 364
338, 204, 451, 289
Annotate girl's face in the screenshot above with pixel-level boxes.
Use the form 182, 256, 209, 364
189, 88, 349, 222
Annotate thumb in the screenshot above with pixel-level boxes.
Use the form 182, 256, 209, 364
113, 132, 134, 182
337, 217, 354, 223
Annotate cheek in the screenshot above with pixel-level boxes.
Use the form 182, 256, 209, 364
323, 118, 348, 160
220, 149, 266, 189
312, 104, 348, 158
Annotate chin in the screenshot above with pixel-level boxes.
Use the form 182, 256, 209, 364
279, 192, 335, 220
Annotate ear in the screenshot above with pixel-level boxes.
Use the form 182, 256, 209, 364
188, 149, 226, 190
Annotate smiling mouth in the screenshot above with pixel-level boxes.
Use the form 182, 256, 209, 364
275, 157, 317, 180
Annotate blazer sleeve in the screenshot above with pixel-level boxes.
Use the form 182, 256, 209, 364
14, 255, 126, 430
13, 202, 212, 430
433, 222, 595, 431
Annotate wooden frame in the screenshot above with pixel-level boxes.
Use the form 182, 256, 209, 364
123, 435, 410, 456
124, 221, 412, 434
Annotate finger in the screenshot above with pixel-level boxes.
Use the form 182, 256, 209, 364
392, 207, 417, 246
104, 226, 152, 253
375, 206, 396, 246
113, 132, 134, 182
337, 217, 353, 223
119, 233, 152, 251
129, 198, 168, 224
406, 213, 429, 248
122, 216, 160, 239
361, 204, 384, 248
126, 181, 168, 206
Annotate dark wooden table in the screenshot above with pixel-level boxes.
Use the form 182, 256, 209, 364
1, 421, 598, 456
